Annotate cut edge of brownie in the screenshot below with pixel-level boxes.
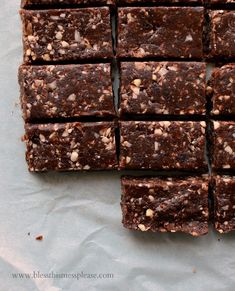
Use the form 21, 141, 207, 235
211, 121, 235, 171
212, 175, 235, 234
209, 64, 235, 116
21, 0, 116, 8
208, 10, 235, 59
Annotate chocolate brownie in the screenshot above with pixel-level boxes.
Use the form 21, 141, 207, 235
117, 7, 204, 59
119, 121, 207, 170
120, 62, 206, 116
24, 122, 117, 171
121, 176, 209, 236
211, 121, 235, 170
213, 175, 235, 233
20, 8, 113, 63
209, 10, 235, 59
19, 64, 115, 121
209, 64, 235, 116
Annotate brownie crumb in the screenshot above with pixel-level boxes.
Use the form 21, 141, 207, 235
36, 235, 43, 241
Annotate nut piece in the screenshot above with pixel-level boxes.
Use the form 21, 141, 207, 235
67, 94, 76, 101
138, 224, 147, 231
126, 156, 131, 164
39, 134, 46, 142
132, 79, 141, 87
213, 121, 220, 130
148, 195, 155, 201
146, 209, 154, 218
70, 151, 79, 162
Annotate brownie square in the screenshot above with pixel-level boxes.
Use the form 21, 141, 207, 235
213, 175, 235, 233
120, 62, 206, 116
209, 10, 235, 59
20, 8, 113, 63
121, 176, 209, 236
119, 121, 207, 170
118, 7, 204, 59
211, 121, 235, 170
209, 64, 235, 116
19, 64, 115, 121
24, 122, 117, 171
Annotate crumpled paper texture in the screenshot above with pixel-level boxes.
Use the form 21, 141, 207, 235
0, 1, 235, 290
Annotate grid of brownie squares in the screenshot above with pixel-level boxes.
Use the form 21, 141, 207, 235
19, 0, 234, 236
19, 2, 118, 171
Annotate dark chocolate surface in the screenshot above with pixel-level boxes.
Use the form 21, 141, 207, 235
117, 7, 204, 59
20, 8, 113, 63
211, 121, 235, 170
213, 176, 235, 233
209, 64, 235, 116
119, 121, 207, 170
120, 62, 206, 116
24, 122, 117, 171
121, 176, 209, 236
209, 10, 235, 59
19, 64, 115, 121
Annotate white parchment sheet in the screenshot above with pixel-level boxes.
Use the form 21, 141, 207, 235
0, 1, 235, 290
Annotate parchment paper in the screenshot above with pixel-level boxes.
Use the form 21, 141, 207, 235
0, 1, 235, 290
